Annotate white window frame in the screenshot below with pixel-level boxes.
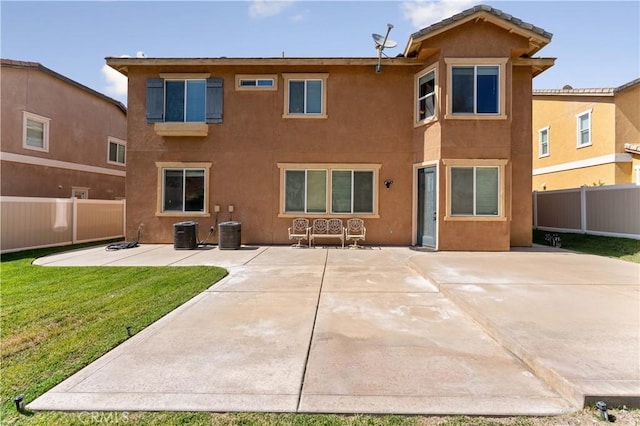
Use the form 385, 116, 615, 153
107, 137, 126, 166
22, 111, 50, 152
415, 66, 437, 126
576, 110, 592, 148
282, 73, 328, 119
278, 163, 380, 217
235, 74, 277, 91
444, 58, 508, 120
538, 126, 550, 158
635, 166, 640, 185
443, 159, 508, 221
155, 162, 211, 217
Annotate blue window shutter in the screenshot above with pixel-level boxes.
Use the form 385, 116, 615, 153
146, 79, 164, 123
206, 78, 223, 123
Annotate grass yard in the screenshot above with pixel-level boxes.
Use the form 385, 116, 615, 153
1, 243, 227, 425
532, 229, 640, 263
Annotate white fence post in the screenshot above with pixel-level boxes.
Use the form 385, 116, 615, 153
122, 199, 127, 239
72, 196, 78, 244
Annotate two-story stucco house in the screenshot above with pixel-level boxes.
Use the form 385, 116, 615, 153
107, 4, 554, 250
1, 59, 127, 199
532, 78, 640, 190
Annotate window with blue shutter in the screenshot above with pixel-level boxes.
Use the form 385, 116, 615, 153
206, 78, 223, 123
146, 77, 223, 124
146, 79, 164, 123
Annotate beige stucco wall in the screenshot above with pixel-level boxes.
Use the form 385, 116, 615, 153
122, 18, 541, 249
615, 84, 640, 151
532, 89, 639, 190
0, 65, 127, 199
616, 84, 640, 185
125, 64, 419, 245
412, 20, 534, 250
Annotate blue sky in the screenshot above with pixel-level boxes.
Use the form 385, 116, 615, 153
2, 1, 638, 105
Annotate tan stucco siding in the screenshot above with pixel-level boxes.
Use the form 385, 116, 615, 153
509, 65, 533, 246
120, 11, 545, 249
0, 161, 125, 199
616, 85, 640, 152
0, 66, 127, 199
533, 96, 616, 163
533, 163, 618, 190
125, 65, 419, 245
532, 86, 640, 190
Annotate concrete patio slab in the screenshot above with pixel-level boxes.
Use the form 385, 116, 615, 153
409, 248, 640, 408
32, 244, 165, 266
27, 244, 639, 415
29, 289, 319, 412
322, 265, 438, 293
299, 291, 571, 415
412, 249, 640, 286
213, 264, 325, 293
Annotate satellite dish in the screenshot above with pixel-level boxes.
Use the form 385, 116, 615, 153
372, 33, 397, 49
372, 23, 396, 73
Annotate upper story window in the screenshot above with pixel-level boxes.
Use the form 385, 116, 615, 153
108, 137, 126, 166
146, 75, 223, 124
165, 80, 205, 122
452, 66, 498, 114
282, 73, 328, 118
445, 58, 507, 119
576, 110, 592, 148
236, 74, 277, 91
538, 127, 549, 158
416, 68, 436, 124
23, 111, 50, 152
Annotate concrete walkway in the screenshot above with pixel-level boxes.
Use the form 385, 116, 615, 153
28, 245, 639, 415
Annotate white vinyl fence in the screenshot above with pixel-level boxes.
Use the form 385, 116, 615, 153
533, 184, 640, 240
1, 196, 125, 253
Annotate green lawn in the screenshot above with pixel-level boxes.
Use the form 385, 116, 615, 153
1, 243, 227, 425
532, 229, 640, 263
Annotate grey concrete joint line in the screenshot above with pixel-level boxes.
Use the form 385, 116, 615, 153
296, 248, 329, 411
438, 284, 584, 409
103, 245, 166, 266
242, 247, 270, 266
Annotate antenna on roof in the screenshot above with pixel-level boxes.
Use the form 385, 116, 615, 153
372, 23, 397, 74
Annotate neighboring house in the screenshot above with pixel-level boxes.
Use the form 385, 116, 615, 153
1, 59, 127, 199
106, 5, 554, 250
532, 78, 640, 190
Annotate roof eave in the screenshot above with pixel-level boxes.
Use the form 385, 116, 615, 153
105, 57, 424, 76
403, 8, 552, 58
2, 59, 127, 114
513, 57, 556, 78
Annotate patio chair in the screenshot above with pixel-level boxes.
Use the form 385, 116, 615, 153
309, 218, 344, 248
288, 218, 309, 248
345, 218, 366, 248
